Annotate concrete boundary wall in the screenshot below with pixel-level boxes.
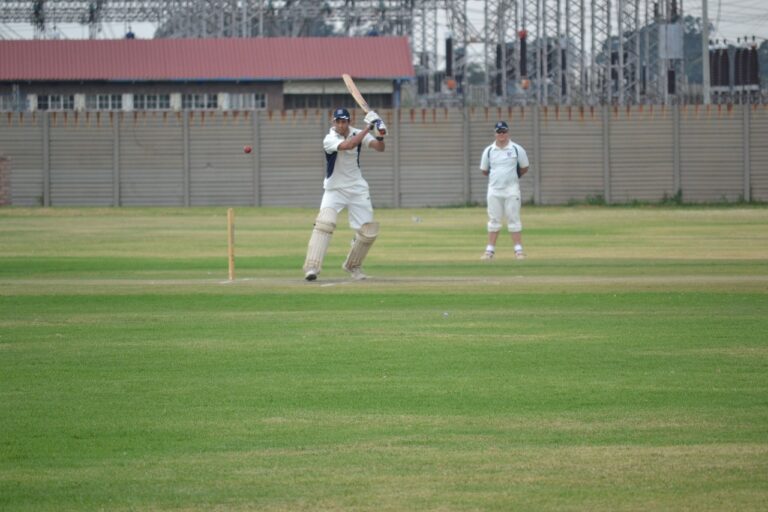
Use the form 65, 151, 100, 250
1, 105, 766, 207
0, 156, 9, 206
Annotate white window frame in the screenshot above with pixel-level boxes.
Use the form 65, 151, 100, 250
228, 92, 267, 110
181, 93, 218, 110
85, 94, 123, 111
133, 93, 171, 110
37, 94, 75, 111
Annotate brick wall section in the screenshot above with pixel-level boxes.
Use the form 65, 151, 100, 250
0, 157, 9, 206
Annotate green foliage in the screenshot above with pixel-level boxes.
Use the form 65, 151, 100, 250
660, 189, 684, 205
1, 207, 767, 511
568, 194, 606, 206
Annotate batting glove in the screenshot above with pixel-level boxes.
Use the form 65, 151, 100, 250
364, 111, 381, 126
373, 119, 387, 138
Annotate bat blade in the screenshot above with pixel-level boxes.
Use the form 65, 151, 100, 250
342, 73, 370, 113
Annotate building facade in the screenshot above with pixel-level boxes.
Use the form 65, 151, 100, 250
0, 37, 414, 113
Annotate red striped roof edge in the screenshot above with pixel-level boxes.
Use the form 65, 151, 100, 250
0, 37, 415, 81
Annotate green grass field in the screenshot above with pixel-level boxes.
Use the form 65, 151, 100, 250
1, 206, 767, 511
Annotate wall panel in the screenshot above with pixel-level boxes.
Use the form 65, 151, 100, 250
680, 105, 745, 202
120, 112, 185, 206
189, 112, 256, 206
399, 108, 465, 207
49, 114, 113, 206
0, 113, 44, 205
539, 106, 604, 205
610, 106, 675, 203
749, 105, 768, 202
259, 109, 326, 207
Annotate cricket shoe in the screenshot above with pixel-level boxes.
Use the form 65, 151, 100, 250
480, 250, 495, 262
515, 251, 526, 260
342, 264, 368, 281
304, 268, 318, 281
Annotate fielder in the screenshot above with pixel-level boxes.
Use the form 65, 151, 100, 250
479, 121, 530, 261
303, 107, 387, 281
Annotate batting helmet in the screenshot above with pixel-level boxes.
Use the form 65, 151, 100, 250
333, 108, 351, 120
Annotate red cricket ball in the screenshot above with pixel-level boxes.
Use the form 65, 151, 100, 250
243, 145, 253, 154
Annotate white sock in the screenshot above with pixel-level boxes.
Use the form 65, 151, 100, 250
514, 244, 523, 253
486, 245, 495, 253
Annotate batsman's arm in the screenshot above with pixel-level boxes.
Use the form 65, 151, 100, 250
368, 137, 385, 152
337, 126, 371, 151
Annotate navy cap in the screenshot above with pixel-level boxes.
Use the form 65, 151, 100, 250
333, 108, 351, 120
494, 121, 509, 132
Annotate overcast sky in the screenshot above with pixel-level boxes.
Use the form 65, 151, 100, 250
685, 0, 767, 43
1, 0, 765, 44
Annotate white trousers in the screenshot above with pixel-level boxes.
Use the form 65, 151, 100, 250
486, 192, 522, 232
320, 187, 374, 230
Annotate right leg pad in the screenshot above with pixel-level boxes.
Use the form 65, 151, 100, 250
303, 207, 337, 275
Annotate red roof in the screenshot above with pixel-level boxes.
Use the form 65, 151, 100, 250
0, 37, 414, 81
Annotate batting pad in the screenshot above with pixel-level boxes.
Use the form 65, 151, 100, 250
343, 222, 380, 271
303, 207, 337, 273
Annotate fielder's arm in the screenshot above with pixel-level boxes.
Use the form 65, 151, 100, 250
517, 166, 528, 178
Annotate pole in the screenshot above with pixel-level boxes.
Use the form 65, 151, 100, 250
227, 208, 235, 281
484, 0, 490, 100
702, 0, 711, 104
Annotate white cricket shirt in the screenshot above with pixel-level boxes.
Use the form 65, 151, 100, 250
323, 127, 376, 191
479, 141, 529, 194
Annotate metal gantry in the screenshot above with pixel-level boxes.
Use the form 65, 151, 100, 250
541, 0, 561, 104
486, 0, 520, 102
413, 0, 439, 99
590, 0, 612, 104
521, 0, 541, 102
564, 0, 585, 105
618, 0, 641, 104
1, 0, 729, 106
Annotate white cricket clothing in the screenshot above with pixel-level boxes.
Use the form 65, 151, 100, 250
320, 126, 377, 230
481, 139, 529, 233
323, 127, 376, 191
479, 140, 529, 195
320, 188, 373, 230
486, 193, 522, 232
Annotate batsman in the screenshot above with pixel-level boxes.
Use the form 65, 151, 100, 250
302, 107, 387, 281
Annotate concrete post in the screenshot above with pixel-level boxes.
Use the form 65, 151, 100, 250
393, 109, 401, 208
182, 111, 191, 206
112, 113, 121, 206
602, 105, 612, 204
0, 156, 10, 206
743, 105, 751, 201
43, 112, 51, 207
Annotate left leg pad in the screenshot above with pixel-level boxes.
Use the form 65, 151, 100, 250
343, 222, 380, 272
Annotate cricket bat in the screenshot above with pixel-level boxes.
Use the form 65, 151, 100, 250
342, 73, 387, 136
342, 73, 370, 113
